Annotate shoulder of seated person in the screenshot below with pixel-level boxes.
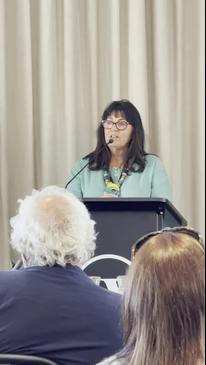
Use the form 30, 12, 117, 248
145, 153, 160, 163
97, 355, 125, 365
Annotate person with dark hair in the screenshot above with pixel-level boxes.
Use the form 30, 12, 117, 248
67, 99, 172, 199
97, 227, 205, 365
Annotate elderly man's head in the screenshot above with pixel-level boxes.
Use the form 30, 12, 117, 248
10, 186, 96, 267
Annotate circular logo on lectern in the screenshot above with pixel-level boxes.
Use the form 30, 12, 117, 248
82, 254, 131, 293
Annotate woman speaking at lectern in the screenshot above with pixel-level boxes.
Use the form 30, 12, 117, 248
66, 100, 172, 200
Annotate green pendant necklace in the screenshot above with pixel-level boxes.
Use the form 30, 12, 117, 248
103, 166, 128, 197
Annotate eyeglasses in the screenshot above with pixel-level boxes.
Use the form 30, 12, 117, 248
102, 119, 129, 130
131, 226, 204, 258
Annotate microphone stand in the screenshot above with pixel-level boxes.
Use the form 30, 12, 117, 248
65, 139, 113, 189
65, 161, 90, 189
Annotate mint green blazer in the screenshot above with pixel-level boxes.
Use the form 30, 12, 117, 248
67, 154, 172, 201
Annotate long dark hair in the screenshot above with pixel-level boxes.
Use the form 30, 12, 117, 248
115, 232, 205, 365
84, 100, 147, 172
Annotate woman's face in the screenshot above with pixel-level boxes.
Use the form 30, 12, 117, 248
103, 112, 133, 151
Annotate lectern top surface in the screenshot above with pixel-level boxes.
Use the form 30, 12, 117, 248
82, 198, 187, 226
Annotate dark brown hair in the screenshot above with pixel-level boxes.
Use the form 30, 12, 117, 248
116, 232, 205, 365
84, 99, 147, 172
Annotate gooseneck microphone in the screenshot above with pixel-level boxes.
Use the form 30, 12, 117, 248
65, 139, 114, 189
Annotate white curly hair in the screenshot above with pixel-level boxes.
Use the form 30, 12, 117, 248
10, 186, 96, 267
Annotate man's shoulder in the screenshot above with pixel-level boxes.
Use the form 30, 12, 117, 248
99, 286, 121, 301
0, 267, 43, 287
89, 281, 122, 305
0, 267, 29, 281
0, 269, 23, 294
0, 269, 20, 279
97, 355, 124, 365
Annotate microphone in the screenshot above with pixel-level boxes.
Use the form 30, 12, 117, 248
65, 139, 114, 189
108, 138, 114, 144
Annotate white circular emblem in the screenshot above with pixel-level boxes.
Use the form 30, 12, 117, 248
82, 254, 131, 270
82, 254, 131, 293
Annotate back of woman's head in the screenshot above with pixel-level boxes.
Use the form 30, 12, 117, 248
122, 230, 205, 365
